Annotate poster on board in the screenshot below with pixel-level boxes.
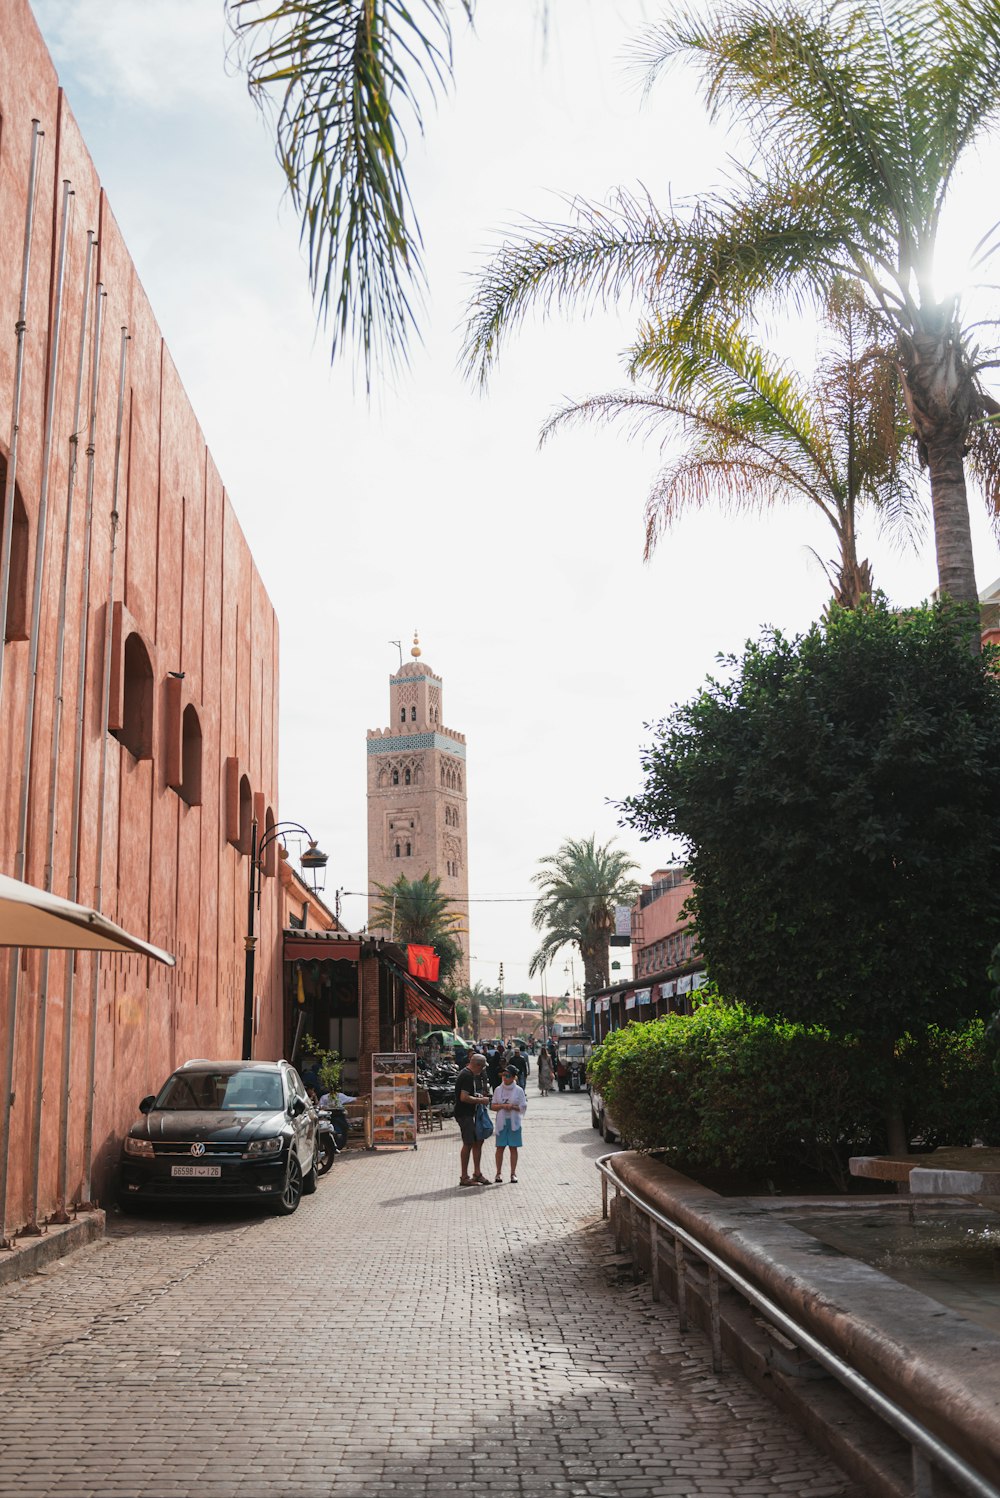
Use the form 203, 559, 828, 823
371, 1052, 418, 1147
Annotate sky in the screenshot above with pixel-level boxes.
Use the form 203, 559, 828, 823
30, 0, 1000, 999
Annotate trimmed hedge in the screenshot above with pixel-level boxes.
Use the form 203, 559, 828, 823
588, 999, 1000, 1190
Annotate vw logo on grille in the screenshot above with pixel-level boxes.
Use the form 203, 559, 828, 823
190, 1142, 206, 1157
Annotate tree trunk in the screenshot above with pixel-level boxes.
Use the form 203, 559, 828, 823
897, 327, 980, 614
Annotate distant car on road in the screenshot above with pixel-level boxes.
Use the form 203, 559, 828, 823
590, 1082, 624, 1145
118, 1059, 317, 1216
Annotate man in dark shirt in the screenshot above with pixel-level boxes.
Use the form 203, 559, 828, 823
454, 1052, 491, 1187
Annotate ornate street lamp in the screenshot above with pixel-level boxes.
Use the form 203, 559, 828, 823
243, 819, 328, 1060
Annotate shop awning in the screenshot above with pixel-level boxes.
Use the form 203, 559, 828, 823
404, 983, 453, 1027
283, 930, 361, 963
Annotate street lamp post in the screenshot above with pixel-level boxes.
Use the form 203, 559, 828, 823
242, 819, 328, 1061
498, 962, 505, 1043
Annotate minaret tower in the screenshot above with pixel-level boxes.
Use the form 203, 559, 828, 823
366, 634, 469, 981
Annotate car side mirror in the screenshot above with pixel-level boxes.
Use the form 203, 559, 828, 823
289, 1095, 306, 1117
138, 1095, 156, 1114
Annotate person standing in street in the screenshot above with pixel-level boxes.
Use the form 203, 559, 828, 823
487, 1043, 503, 1090
536, 1048, 553, 1097
454, 1052, 492, 1188
490, 1063, 527, 1183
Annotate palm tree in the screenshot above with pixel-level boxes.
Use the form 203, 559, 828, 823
449, 978, 492, 1038
228, 0, 474, 388
464, 0, 1000, 609
529, 836, 639, 997
542, 283, 921, 607
369, 872, 465, 982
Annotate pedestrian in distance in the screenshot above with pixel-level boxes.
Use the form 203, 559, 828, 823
536, 1049, 553, 1097
490, 1063, 527, 1183
454, 1052, 492, 1188
487, 1044, 503, 1090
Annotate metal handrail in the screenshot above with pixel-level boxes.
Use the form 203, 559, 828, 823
595, 1151, 999, 1498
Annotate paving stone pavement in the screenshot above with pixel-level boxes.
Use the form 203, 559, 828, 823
0, 1088, 863, 1498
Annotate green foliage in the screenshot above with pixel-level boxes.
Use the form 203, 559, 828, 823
301, 1033, 343, 1097
897, 1022, 1000, 1148
529, 834, 640, 994
621, 601, 1000, 1045
230, 0, 475, 386
588, 1000, 888, 1190
541, 284, 920, 606
370, 872, 465, 982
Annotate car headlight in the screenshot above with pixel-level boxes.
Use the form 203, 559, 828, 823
124, 1136, 154, 1158
244, 1137, 283, 1159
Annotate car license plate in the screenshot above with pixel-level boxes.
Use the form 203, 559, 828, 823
170, 1164, 221, 1178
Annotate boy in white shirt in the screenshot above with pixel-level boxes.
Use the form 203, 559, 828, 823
490, 1063, 528, 1183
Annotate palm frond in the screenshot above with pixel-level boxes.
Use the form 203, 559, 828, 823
229, 0, 474, 388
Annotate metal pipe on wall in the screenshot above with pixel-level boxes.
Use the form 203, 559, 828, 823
0, 125, 47, 1250
57, 279, 104, 1215
0, 119, 43, 729
18, 179, 74, 1232
80, 324, 129, 1209
40, 229, 96, 1227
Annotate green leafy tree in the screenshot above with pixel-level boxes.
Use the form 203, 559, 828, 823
542, 283, 921, 608
621, 600, 1000, 1150
529, 835, 639, 996
465, 0, 1000, 607
369, 872, 465, 982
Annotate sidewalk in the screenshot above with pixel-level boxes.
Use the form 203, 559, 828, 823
0, 1090, 859, 1498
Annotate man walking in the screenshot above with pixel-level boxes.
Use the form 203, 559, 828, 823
454, 1052, 492, 1188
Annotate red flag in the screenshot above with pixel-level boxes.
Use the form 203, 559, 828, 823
407, 944, 440, 982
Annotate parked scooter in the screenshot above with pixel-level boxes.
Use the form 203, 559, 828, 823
314, 1105, 348, 1176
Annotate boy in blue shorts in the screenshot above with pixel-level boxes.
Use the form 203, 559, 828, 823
490, 1063, 527, 1183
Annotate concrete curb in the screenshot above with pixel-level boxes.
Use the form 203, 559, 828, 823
0, 1211, 105, 1288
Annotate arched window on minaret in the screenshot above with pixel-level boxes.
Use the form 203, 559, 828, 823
400, 707, 405, 723
392, 769, 399, 785
404, 768, 411, 785
410, 705, 416, 721
440, 767, 446, 787
395, 841, 401, 858
406, 841, 412, 856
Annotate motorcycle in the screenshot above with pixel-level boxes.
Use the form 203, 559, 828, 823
314, 1105, 349, 1176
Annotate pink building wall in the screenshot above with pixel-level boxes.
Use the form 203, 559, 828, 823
0, 2, 282, 1235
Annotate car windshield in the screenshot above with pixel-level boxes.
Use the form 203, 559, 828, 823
562, 1044, 587, 1057
155, 1070, 285, 1112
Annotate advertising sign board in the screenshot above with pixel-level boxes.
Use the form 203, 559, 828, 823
371, 1052, 418, 1148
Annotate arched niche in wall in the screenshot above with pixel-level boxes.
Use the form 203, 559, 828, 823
164, 678, 202, 805
225, 756, 254, 853
0, 451, 29, 641
180, 705, 203, 805
111, 631, 154, 760
263, 805, 277, 877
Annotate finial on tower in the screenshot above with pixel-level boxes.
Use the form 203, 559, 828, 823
411, 630, 421, 659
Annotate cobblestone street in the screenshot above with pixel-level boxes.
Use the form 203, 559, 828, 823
0, 1090, 860, 1498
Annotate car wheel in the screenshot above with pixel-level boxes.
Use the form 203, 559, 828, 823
590, 1106, 600, 1130
601, 1114, 617, 1144
275, 1151, 303, 1215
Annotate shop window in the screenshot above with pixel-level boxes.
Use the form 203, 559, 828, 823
113, 632, 154, 759
179, 704, 202, 806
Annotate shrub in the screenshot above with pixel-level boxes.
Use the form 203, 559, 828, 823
589, 998, 888, 1190
898, 1021, 1000, 1147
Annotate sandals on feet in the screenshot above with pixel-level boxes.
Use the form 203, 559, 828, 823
510, 1174, 518, 1184
459, 1177, 474, 1188
494, 1174, 503, 1184
472, 1173, 491, 1185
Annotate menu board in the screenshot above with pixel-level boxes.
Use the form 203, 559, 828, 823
371, 1052, 418, 1147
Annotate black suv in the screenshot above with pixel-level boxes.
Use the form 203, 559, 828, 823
119, 1059, 317, 1215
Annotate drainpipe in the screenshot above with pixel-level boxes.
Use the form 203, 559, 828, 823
56, 278, 104, 1217
0, 119, 42, 729
16, 179, 74, 1234
41, 229, 95, 1225
0, 130, 50, 1253
80, 324, 128, 1209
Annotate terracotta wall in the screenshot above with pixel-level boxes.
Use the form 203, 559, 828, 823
0, 1, 281, 1233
